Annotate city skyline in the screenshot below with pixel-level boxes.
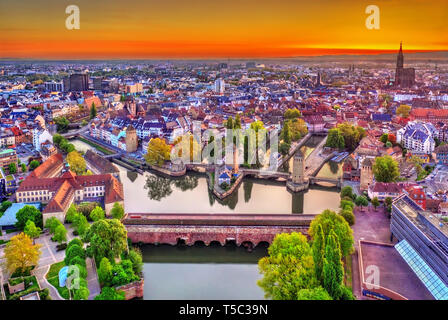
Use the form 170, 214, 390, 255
1, 0, 448, 59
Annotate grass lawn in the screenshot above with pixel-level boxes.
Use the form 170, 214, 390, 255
46, 261, 69, 299
78, 137, 114, 155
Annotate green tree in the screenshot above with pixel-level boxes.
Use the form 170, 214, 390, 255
90, 206, 105, 222
325, 129, 345, 149
340, 209, 355, 226
73, 286, 90, 300
98, 257, 113, 286
373, 155, 399, 183
90, 102, 97, 119
64, 244, 86, 265
340, 199, 355, 211
111, 260, 139, 286
29, 160, 40, 170
309, 210, 353, 258
384, 197, 393, 214
65, 204, 79, 223
52, 134, 63, 145
53, 224, 67, 244
284, 108, 301, 120
234, 114, 242, 129
128, 248, 143, 274
54, 117, 70, 133
8, 162, 17, 174
380, 133, 389, 144
322, 230, 344, 299
74, 214, 90, 236
296, 287, 332, 300
311, 224, 325, 283
279, 142, 291, 156
281, 121, 292, 144
340, 186, 353, 200
21, 163, 27, 173
45, 217, 62, 235
0, 201, 12, 212
94, 287, 125, 300
355, 196, 369, 211
16, 205, 43, 229
226, 117, 234, 129
24, 220, 41, 242
258, 232, 318, 300
85, 219, 128, 263
371, 197, 380, 211
110, 202, 125, 220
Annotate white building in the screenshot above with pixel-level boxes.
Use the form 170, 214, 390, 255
33, 128, 53, 151
396, 121, 438, 154
44, 81, 64, 92
214, 78, 225, 94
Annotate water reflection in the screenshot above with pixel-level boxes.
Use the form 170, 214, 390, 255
144, 174, 200, 201
291, 191, 304, 214
243, 181, 253, 203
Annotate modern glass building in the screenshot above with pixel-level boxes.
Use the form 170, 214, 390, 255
391, 194, 448, 299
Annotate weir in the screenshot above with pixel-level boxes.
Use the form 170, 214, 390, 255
123, 213, 313, 246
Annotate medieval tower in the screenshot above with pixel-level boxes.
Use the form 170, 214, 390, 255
360, 158, 374, 192
292, 149, 305, 185
125, 125, 138, 153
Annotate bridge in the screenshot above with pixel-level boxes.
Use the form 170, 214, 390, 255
241, 168, 290, 179
308, 176, 342, 188
123, 213, 313, 248
277, 132, 312, 168
61, 123, 91, 139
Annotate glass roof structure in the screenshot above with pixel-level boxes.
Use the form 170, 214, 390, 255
395, 240, 448, 300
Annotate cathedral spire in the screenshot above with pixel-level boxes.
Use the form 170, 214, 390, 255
397, 42, 404, 69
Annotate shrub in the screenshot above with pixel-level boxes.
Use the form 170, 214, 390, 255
39, 288, 51, 300
67, 238, 83, 250
128, 249, 143, 275
69, 256, 86, 268
56, 243, 68, 251
340, 209, 355, 226
64, 244, 86, 265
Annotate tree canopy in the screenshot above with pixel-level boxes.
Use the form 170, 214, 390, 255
145, 138, 171, 166
16, 205, 43, 229
373, 155, 399, 183
66, 151, 86, 175
4, 233, 42, 274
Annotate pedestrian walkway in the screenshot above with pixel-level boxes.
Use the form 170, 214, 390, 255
86, 258, 101, 299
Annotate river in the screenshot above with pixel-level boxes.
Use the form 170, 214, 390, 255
71, 138, 341, 299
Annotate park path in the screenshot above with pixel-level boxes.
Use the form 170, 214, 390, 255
86, 257, 101, 299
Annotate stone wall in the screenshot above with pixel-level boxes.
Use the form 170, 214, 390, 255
116, 279, 144, 300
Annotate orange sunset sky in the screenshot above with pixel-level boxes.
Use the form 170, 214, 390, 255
1, 0, 447, 59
